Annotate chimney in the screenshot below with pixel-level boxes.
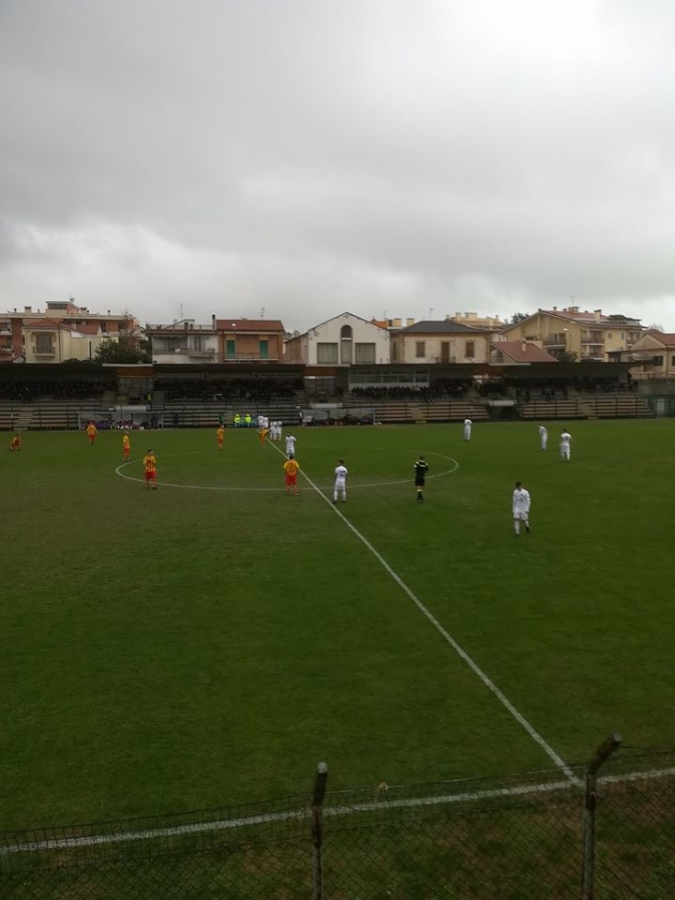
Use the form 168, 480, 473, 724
553, 306, 557, 311
212, 314, 216, 329
594, 309, 602, 321
406, 317, 415, 326
24, 306, 32, 313
107, 310, 111, 315
521, 339, 527, 354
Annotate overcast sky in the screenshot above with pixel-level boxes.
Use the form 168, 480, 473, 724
1, 0, 674, 333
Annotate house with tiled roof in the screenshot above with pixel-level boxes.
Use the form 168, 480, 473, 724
489, 340, 558, 365
284, 312, 390, 365
501, 306, 644, 361
609, 330, 675, 380
389, 320, 491, 364
146, 317, 286, 363
215, 318, 285, 363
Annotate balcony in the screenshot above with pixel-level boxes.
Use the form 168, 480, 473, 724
543, 335, 567, 348
160, 347, 216, 357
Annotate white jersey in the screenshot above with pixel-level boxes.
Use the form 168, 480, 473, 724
539, 426, 547, 438
560, 431, 571, 448
512, 488, 531, 516
464, 419, 472, 428
285, 435, 297, 455
334, 464, 348, 484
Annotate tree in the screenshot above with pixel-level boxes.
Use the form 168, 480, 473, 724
94, 336, 148, 364
557, 350, 578, 363
510, 312, 529, 324
647, 323, 664, 333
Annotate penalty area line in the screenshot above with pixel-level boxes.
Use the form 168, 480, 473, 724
268, 441, 578, 785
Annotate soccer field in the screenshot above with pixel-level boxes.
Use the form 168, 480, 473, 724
2, 419, 674, 831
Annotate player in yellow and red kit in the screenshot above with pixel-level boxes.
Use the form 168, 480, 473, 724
217, 425, 225, 449
122, 433, 131, 461
283, 454, 300, 495
143, 449, 157, 490
86, 422, 98, 445
9, 434, 22, 451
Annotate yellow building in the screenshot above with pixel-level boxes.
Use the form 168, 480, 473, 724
389, 320, 491, 364
611, 330, 675, 380
501, 307, 643, 361
4, 300, 140, 363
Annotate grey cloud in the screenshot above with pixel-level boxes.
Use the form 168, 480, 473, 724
1, 0, 675, 329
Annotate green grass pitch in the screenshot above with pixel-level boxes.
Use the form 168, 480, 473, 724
1, 419, 674, 831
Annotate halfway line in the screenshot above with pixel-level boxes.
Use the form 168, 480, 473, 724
270, 441, 577, 784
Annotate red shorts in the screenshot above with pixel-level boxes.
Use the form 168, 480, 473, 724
285, 474, 297, 486
123, 449, 130, 458
145, 470, 156, 483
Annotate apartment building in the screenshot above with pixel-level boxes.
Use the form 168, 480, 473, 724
501, 307, 643, 361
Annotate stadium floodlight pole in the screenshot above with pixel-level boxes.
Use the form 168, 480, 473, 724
312, 762, 328, 900
581, 731, 622, 900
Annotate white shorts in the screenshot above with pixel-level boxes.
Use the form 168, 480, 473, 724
334, 479, 346, 490
513, 511, 529, 520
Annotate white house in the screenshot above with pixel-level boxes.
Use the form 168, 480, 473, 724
285, 312, 390, 365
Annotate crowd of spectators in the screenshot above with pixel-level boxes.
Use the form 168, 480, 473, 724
0, 379, 112, 402
350, 380, 471, 401
155, 377, 302, 403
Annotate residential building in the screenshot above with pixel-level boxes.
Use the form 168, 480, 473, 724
215, 318, 285, 362
284, 313, 390, 365
449, 312, 507, 331
610, 330, 675, 380
389, 320, 490, 365
489, 340, 559, 365
146, 319, 218, 364
2, 300, 140, 363
501, 307, 643, 361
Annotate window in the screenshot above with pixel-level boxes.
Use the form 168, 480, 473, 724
465, 341, 475, 358
35, 332, 54, 354
672, 356, 675, 366
391, 342, 398, 361
354, 342, 376, 363
415, 341, 425, 358
653, 356, 664, 366
317, 342, 338, 363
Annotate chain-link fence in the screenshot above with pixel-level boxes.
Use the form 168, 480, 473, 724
1, 741, 673, 899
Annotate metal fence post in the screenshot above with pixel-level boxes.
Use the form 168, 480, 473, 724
312, 762, 328, 900
581, 732, 622, 900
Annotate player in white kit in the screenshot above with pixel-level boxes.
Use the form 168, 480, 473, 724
539, 425, 548, 450
285, 434, 297, 457
560, 429, 572, 461
333, 460, 348, 504
463, 418, 472, 441
512, 481, 531, 536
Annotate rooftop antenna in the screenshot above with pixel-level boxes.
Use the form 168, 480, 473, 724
428, 307, 434, 319
260, 307, 265, 318
179, 302, 184, 320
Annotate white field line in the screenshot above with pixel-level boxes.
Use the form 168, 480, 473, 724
2, 766, 674, 856
269, 441, 578, 784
